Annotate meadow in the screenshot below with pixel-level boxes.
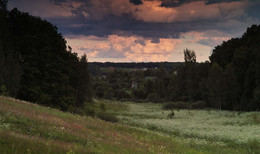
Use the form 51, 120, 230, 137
0, 96, 259, 153
0, 96, 181, 153
103, 100, 260, 153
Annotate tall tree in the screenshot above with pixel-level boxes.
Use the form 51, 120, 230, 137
184, 48, 196, 63
254, 51, 260, 109
209, 24, 260, 111
207, 63, 225, 110
183, 49, 197, 101
223, 64, 239, 110
74, 54, 92, 107
0, 4, 20, 96
0, 0, 8, 10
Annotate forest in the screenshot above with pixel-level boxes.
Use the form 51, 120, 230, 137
0, 0, 260, 113
0, 1, 91, 111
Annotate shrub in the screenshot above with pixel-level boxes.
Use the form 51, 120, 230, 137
146, 93, 160, 102
68, 107, 85, 116
167, 111, 175, 119
103, 87, 114, 99
162, 102, 190, 110
115, 90, 130, 100
83, 104, 96, 117
246, 139, 260, 153
178, 96, 189, 102
0, 85, 9, 96
99, 103, 106, 112
190, 101, 207, 109
97, 112, 118, 123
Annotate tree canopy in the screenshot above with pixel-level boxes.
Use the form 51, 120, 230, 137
0, 4, 92, 111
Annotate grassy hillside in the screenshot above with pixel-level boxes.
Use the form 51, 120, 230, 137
1, 97, 259, 153
0, 96, 208, 153
103, 100, 260, 153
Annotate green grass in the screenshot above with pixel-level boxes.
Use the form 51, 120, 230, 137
0, 96, 211, 153
105, 101, 260, 153
1, 96, 259, 153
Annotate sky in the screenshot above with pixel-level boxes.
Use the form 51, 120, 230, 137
8, 0, 260, 62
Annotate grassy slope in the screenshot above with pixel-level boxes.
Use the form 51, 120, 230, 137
103, 100, 260, 154
0, 96, 207, 154
1, 97, 259, 153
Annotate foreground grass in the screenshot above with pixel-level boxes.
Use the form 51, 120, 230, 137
0, 96, 217, 154
102, 100, 260, 153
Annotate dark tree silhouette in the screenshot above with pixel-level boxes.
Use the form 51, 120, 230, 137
0, 0, 8, 10
0, 2, 92, 111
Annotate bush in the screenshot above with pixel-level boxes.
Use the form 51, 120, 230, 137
167, 111, 175, 119
97, 112, 118, 123
0, 85, 9, 96
68, 106, 85, 116
99, 103, 106, 112
162, 102, 190, 110
83, 104, 96, 117
190, 101, 207, 109
246, 139, 260, 153
178, 96, 189, 102
146, 93, 160, 102
95, 86, 105, 98
115, 90, 130, 100
103, 87, 114, 99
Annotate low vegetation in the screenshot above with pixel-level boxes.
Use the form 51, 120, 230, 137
0, 96, 218, 153
1, 96, 260, 153
105, 100, 260, 153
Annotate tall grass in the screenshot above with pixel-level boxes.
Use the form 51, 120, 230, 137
1, 96, 258, 153
0, 96, 213, 153
107, 101, 260, 153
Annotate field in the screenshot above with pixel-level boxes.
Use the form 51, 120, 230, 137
0, 96, 259, 153
103, 100, 260, 153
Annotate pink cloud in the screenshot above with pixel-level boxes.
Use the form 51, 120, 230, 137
9, 0, 248, 22
88, 50, 99, 58
180, 31, 231, 46
65, 34, 182, 62
83, 0, 247, 23
64, 30, 233, 62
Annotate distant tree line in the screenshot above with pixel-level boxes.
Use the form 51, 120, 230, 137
0, 1, 92, 111
89, 62, 182, 70
92, 25, 260, 111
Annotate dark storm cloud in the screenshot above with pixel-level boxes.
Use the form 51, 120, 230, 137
50, 13, 245, 41
130, 0, 143, 5
160, 0, 240, 7
49, 15, 181, 39
55, 0, 256, 35
9, 0, 260, 42
246, 1, 260, 20
51, 0, 67, 4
